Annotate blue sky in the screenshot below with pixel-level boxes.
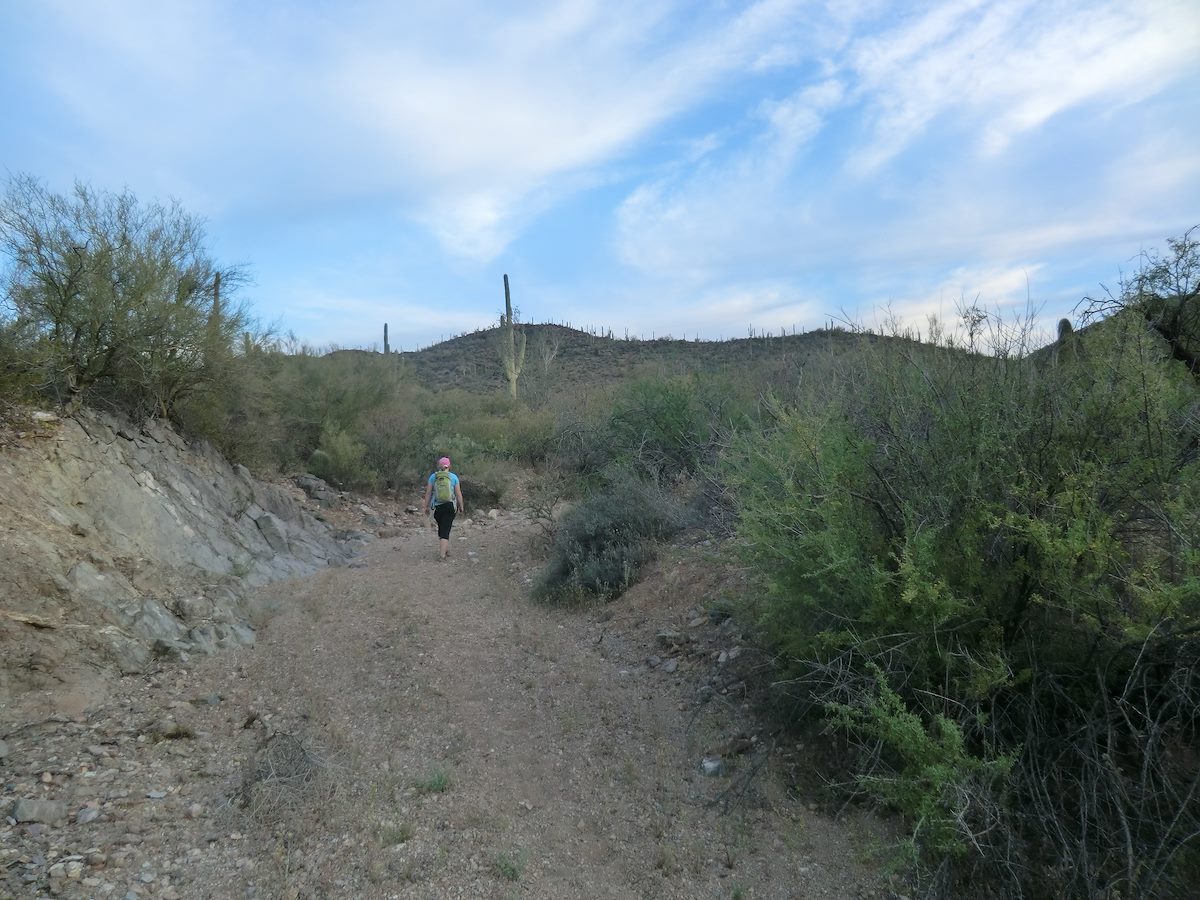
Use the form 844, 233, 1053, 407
2, 1, 1198, 351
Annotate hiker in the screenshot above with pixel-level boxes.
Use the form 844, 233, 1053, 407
422, 456, 464, 559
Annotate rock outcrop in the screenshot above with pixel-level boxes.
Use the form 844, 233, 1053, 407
0, 410, 360, 717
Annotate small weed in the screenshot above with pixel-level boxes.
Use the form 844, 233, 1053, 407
731, 888, 746, 900
378, 821, 413, 846
654, 844, 678, 875
413, 767, 451, 795
493, 848, 527, 881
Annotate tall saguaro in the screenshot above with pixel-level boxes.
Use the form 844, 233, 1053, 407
497, 273, 526, 398
383, 322, 390, 355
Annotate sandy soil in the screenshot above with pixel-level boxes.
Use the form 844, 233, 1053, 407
2, 508, 896, 899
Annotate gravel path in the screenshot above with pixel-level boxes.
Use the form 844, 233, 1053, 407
2, 511, 892, 899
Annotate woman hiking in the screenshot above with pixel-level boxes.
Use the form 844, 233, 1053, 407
422, 456, 465, 560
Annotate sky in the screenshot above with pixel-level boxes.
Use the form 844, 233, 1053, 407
1, 0, 1198, 352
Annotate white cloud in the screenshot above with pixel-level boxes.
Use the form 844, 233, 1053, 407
879, 263, 1041, 320
15, 1, 831, 258
324, 0, 823, 258
615, 0, 1199, 297
5, 1, 1196, 349
846, 0, 1200, 171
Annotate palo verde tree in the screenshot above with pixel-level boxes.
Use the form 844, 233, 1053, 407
0, 174, 247, 418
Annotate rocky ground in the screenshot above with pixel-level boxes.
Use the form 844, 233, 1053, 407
2, 494, 900, 899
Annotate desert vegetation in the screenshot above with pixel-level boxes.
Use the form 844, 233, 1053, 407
2, 174, 1196, 897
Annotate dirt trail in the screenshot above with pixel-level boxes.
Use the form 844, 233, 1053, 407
2, 511, 892, 899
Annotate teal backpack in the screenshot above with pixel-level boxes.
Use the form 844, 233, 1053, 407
434, 469, 454, 504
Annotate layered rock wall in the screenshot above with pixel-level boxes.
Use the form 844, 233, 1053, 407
0, 411, 358, 716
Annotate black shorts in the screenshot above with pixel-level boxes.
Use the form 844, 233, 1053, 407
433, 502, 456, 539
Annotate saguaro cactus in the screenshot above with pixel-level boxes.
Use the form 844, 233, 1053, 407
203, 271, 223, 360
383, 322, 390, 355
1053, 317, 1080, 366
497, 273, 526, 398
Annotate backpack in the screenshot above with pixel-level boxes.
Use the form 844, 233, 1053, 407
434, 469, 454, 504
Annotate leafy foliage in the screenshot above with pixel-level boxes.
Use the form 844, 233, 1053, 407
725, 293, 1200, 896
307, 424, 374, 490
0, 174, 247, 417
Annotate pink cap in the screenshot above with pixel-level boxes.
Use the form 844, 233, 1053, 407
438, 457, 451, 468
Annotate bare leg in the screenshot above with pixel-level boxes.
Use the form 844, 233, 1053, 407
439, 537, 450, 559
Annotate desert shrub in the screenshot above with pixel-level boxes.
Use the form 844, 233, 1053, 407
535, 467, 686, 602
168, 329, 287, 468
0, 174, 248, 419
307, 424, 375, 490
549, 373, 748, 485
0, 316, 39, 402
725, 295, 1200, 897
462, 456, 520, 508
497, 405, 556, 463
548, 398, 613, 474
358, 406, 417, 490
604, 377, 711, 476
431, 391, 554, 463
266, 349, 405, 463
1084, 225, 1200, 384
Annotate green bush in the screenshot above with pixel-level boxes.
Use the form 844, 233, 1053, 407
725, 297, 1200, 897
308, 423, 375, 490
829, 664, 1016, 862
358, 406, 417, 490
605, 377, 711, 476
0, 174, 248, 418
535, 467, 685, 602
463, 456, 519, 508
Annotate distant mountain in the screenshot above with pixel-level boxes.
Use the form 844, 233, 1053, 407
331, 323, 874, 398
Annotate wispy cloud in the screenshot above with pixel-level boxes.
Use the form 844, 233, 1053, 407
846, 0, 1200, 171
2, 1, 1196, 348
613, 0, 1199, 333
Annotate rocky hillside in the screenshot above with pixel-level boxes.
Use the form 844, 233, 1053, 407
0, 409, 372, 722
344, 323, 871, 397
